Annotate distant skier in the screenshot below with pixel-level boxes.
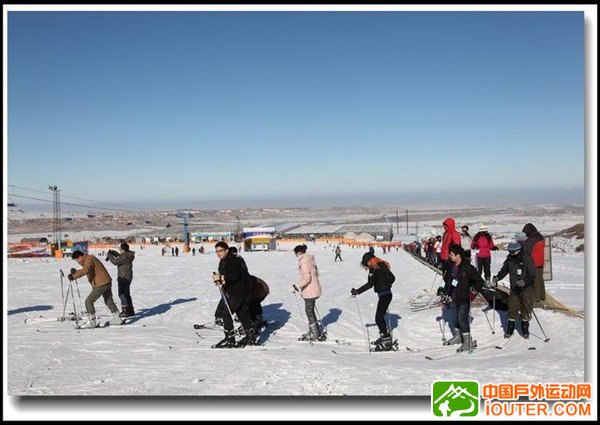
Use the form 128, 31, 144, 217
69, 250, 123, 328
291, 244, 324, 341
106, 242, 136, 317
350, 250, 396, 351
334, 245, 342, 262
437, 246, 485, 353
175, 246, 179, 257
492, 241, 536, 339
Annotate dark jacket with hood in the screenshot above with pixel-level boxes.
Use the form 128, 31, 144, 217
522, 223, 545, 268
496, 249, 536, 292
441, 218, 461, 261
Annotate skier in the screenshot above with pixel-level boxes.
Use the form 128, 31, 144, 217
471, 226, 497, 285
334, 245, 342, 262
492, 241, 536, 339
212, 242, 258, 348
69, 250, 123, 328
521, 223, 546, 303
350, 250, 396, 351
291, 244, 324, 341
437, 245, 485, 353
106, 242, 136, 317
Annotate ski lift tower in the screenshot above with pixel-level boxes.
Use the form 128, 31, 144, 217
175, 210, 193, 253
49, 185, 63, 258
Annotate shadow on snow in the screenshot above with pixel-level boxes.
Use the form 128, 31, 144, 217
127, 297, 197, 324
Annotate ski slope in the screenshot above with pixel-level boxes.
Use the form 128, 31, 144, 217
6, 241, 586, 399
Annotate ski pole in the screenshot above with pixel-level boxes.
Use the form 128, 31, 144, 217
353, 295, 371, 354
480, 305, 494, 335
522, 293, 549, 342
61, 283, 72, 322
425, 270, 439, 305
492, 290, 496, 334
292, 287, 305, 321
74, 278, 85, 320
59, 270, 65, 309
216, 284, 237, 327
439, 302, 447, 343
71, 281, 80, 327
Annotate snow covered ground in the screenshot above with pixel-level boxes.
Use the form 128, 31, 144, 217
6, 241, 587, 404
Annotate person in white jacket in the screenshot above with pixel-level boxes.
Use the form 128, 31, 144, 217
291, 244, 324, 341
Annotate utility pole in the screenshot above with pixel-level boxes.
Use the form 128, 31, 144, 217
49, 185, 63, 258
406, 209, 409, 234
396, 209, 399, 234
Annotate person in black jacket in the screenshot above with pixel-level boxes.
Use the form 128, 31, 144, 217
492, 242, 537, 339
212, 242, 257, 348
350, 251, 396, 351
437, 245, 485, 353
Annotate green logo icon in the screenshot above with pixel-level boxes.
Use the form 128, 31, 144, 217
432, 381, 480, 417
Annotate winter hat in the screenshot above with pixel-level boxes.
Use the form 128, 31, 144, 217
479, 225, 488, 232
507, 242, 522, 252
361, 251, 375, 267
514, 231, 527, 242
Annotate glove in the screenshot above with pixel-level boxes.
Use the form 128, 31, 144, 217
491, 276, 498, 287
212, 273, 222, 284
350, 288, 358, 297
70, 268, 76, 275
67, 274, 74, 281
513, 285, 524, 295
436, 286, 447, 296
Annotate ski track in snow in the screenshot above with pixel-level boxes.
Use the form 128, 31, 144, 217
7, 238, 585, 395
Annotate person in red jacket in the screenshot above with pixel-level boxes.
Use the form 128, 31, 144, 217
522, 223, 546, 302
441, 218, 461, 287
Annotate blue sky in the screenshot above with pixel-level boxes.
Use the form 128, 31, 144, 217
6, 10, 587, 209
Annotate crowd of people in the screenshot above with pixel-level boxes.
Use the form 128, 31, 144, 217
66, 218, 546, 353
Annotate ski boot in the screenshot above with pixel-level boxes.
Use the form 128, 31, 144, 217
443, 328, 461, 346
236, 328, 260, 347
76, 315, 98, 329
521, 320, 530, 339
456, 333, 476, 353
504, 320, 515, 339
109, 312, 124, 325
372, 333, 394, 352
212, 332, 237, 349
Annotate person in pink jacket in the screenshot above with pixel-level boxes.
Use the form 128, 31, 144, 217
291, 244, 324, 341
471, 226, 498, 284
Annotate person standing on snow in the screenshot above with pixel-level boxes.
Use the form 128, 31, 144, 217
441, 218, 461, 286
492, 242, 536, 339
291, 244, 324, 341
460, 225, 473, 260
471, 226, 497, 285
350, 251, 396, 351
521, 223, 546, 303
334, 245, 342, 262
437, 245, 485, 353
106, 242, 136, 317
69, 250, 123, 328
212, 242, 258, 348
